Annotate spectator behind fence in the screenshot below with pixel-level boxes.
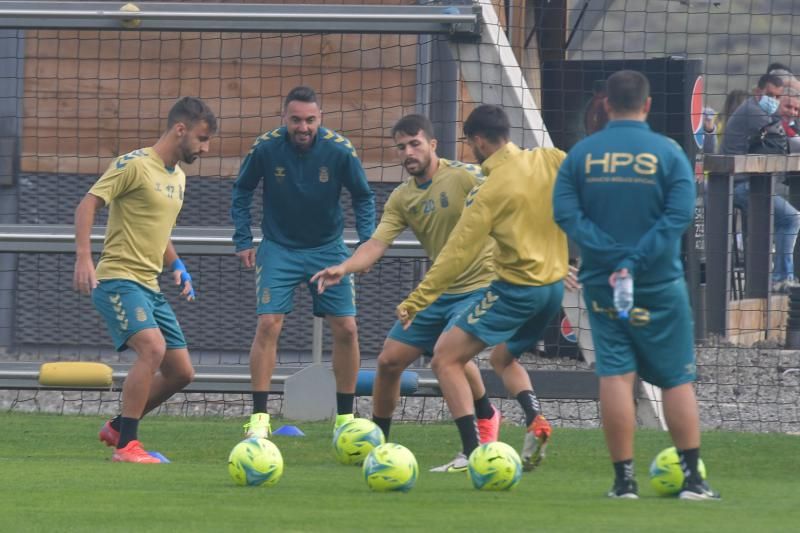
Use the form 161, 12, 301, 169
721, 73, 800, 292
720, 73, 784, 156
702, 89, 748, 154
779, 86, 800, 153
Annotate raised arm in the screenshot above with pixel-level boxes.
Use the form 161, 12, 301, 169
311, 238, 389, 294
398, 183, 493, 321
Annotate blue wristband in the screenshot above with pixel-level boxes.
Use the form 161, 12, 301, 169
171, 258, 195, 299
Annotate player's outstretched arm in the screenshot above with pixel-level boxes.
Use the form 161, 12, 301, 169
165, 240, 196, 301
311, 238, 388, 294
73, 193, 104, 295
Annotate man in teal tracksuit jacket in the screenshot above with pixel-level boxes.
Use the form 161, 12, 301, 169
231, 85, 375, 439
553, 70, 719, 501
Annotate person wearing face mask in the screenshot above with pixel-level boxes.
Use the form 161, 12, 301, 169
720, 73, 784, 156
721, 73, 800, 292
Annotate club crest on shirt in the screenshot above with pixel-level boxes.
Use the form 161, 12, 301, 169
319, 166, 329, 183
275, 167, 286, 184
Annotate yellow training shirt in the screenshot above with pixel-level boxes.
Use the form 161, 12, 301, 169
400, 143, 569, 317
90, 147, 185, 291
372, 159, 494, 294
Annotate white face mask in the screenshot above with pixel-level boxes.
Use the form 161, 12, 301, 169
759, 95, 780, 116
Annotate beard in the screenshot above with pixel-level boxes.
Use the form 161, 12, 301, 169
178, 139, 199, 164
471, 146, 486, 164
403, 156, 431, 177
291, 131, 314, 150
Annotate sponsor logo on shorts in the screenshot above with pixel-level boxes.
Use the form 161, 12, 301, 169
591, 301, 650, 326
629, 307, 651, 326
261, 288, 271, 305
135, 307, 147, 322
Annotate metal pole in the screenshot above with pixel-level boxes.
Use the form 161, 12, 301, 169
311, 317, 324, 365
0, 28, 21, 351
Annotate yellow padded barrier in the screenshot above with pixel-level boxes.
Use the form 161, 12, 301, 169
39, 362, 113, 388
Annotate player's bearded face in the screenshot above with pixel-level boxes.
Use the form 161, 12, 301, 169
395, 132, 434, 177
285, 101, 321, 151
179, 121, 212, 164
468, 137, 487, 163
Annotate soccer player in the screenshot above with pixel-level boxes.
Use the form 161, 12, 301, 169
553, 70, 720, 500
73, 96, 217, 463
231, 86, 376, 438
311, 114, 501, 472
396, 105, 568, 471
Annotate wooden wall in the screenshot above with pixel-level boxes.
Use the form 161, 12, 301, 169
21, 28, 419, 180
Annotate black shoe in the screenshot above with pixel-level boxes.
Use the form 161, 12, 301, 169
607, 478, 638, 499
679, 479, 721, 501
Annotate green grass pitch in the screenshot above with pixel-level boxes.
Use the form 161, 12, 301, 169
0, 412, 797, 532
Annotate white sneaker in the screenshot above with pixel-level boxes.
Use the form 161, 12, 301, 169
243, 412, 271, 439
429, 452, 468, 473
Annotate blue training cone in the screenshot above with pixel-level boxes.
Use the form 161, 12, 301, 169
272, 425, 305, 437
147, 451, 171, 463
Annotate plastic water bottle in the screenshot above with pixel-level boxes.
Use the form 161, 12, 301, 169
613, 272, 634, 320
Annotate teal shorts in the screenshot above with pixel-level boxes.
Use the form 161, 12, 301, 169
388, 289, 487, 356
583, 278, 696, 388
256, 238, 355, 317
455, 279, 564, 357
92, 279, 187, 352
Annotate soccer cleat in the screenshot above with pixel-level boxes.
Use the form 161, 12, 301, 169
477, 406, 501, 444
334, 413, 355, 431
679, 479, 721, 501
99, 420, 120, 448
607, 478, 639, 499
244, 412, 272, 439
429, 452, 468, 473
112, 440, 162, 464
521, 414, 552, 471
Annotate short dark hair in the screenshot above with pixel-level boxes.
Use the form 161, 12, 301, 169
758, 73, 785, 89
167, 96, 217, 133
391, 114, 435, 140
284, 86, 318, 110
767, 62, 792, 75
606, 70, 650, 113
463, 104, 510, 143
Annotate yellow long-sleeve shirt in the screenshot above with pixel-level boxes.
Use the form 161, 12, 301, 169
399, 143, 569, 318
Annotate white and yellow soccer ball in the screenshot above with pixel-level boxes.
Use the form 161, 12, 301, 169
228, 437, 284, 487
332, 418, 385, 465
649, 446, 707, 496
119, 3, 141, 29
467, 441, 523, 491
362, 443, 418, 492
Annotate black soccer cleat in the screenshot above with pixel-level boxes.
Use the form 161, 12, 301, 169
679, 479, 721, 501
607, 478, 639, 499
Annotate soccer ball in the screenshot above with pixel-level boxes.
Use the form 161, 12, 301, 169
649, 446, 707, 496
467, 441, 523, 491
332, 418, 385, 465
228, 437, 284, 487
362, 443, 418, 492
